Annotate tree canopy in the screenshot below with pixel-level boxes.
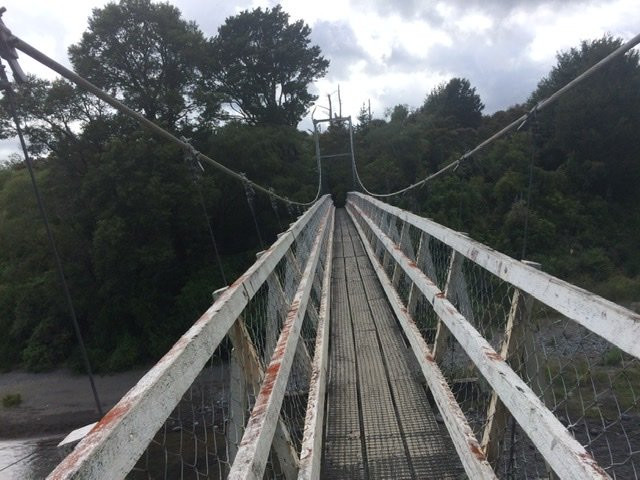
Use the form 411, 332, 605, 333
68, 0, 214, 130
351, 37, 640, 294
421, 77, 484, 128
207, 5, 329, 126
530, 36, 640, 202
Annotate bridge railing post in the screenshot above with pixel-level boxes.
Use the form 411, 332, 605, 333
215, 281, 300, 479
406, 231, 437, 317
480, 260, 556, 475
346, 193, 626, 480
391, 221, 409, 287
432, 239, 474, 364
478, 276, 535, 468
391, 220, 417, 294
228, 202, 333, 479
376, 210, 390, 260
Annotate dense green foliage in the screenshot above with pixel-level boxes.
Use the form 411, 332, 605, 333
349, 37, 640, 299
0, 0, 637, 375
69, 0, 215, 130
207, 5, 329, 126
0, 121, 315, 372
0, 1, 317, 372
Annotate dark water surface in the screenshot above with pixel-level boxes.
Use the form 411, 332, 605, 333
0, 436, 65, 479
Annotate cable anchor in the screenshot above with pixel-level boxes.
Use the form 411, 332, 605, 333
0, 8, 26, 83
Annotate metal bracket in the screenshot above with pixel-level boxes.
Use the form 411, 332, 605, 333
0, 8, 26, 83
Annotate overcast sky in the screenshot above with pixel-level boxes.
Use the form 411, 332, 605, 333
0, 0, 638, 157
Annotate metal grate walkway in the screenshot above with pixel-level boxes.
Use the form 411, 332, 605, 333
321, 209, 463, 479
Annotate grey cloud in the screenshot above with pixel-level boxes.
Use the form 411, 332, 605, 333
176, 0, 255, 37
352, 0, 598, 27
351, 0, 424, 20
386, 45, 423, 71
423, 25, 543, 112
311, 20, 373, 80
349, 0, 447, 27
345, 23, 544, 113
377, 45, 433, 75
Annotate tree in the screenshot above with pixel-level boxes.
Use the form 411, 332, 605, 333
421, 77, 484, 128
385, 104, 409, 124
356, 102, 372, 131
208, 5, 329, 126
530, 36, 640, 202
68, 0, 215, 130
0, 76, 110, 157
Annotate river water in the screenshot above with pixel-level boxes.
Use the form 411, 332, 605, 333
0, 436, 65, 479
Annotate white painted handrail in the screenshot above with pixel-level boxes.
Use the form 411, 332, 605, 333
349, 192, 640, 360
298, 208, 336, 480
347, 197, 610, 480
228, 205, 333, 479
48, 196, 331, 480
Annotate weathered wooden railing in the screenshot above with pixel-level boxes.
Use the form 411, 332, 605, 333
347, 192, 640, 479
48, 191, 640, 479
49, 195, 335, 480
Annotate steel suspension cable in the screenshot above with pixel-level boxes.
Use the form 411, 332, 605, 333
243, 175, 265, 249
521, 113, 538, 260
196, 185, 228, 285
183, 150, 228, 284
2, 28, 321, 207
352, 31, 640, 199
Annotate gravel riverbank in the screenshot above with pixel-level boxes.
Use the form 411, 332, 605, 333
0, 368, 148, 439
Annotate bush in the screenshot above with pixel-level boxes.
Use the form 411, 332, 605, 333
22, 341, 57, 372
107, 333, 140, 372
2, 393, 22, 407
21, 317, 71, 372
596, 275, 640, 302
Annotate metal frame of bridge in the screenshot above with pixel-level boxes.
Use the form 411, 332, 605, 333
48, 194, 640, 480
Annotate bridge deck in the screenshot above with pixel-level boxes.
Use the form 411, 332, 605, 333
321, 209, 463, 479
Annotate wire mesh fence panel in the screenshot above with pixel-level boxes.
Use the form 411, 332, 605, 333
128, 347, 231, 480
347, 192, 640, 480
506, 305, 640, 479
127, 214, 328, 479
50, 197, 333, 480
120, 268, 300, 480
226, 201, 332, 479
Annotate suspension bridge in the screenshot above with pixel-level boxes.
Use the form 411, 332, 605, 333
43, 191, 640, 480
0, 12, 639, 480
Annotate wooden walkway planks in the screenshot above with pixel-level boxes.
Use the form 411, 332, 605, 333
322, 209, 463, 479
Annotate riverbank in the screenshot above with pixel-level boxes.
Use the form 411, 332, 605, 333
0, 368, 148, 439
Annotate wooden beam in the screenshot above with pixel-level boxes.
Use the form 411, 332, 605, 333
228, 346, 248, 465
214, 290, 298, 479
391, 221, 409, 287
298, 208, 336, 480
480, 288, 523, 467
347, 199, 610, 480
433, 251, 461, 363
349, 192, 640, 360
48, 196, 331, 480
228, 205, 333, 480
347, 206, 498, 479
407, 231, 435, 317
382, 215, 400, 271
